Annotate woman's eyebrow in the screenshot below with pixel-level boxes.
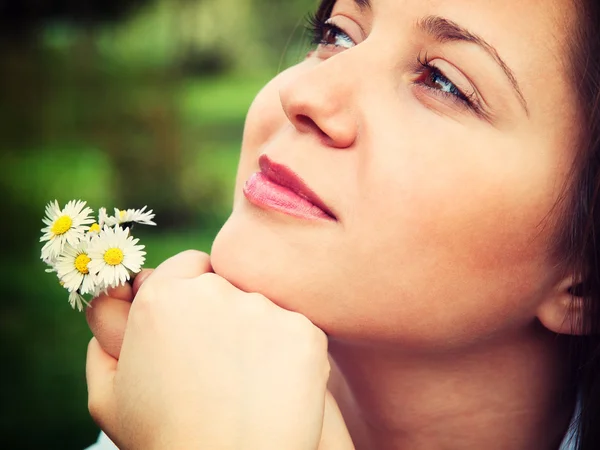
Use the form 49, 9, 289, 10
352, 0, 371, 9
417, 15, 529, 116
350, 1, 528, 115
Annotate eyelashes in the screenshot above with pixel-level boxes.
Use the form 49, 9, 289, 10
305, 12, 326, 46
414, 53, 482, 114
305, 13, 354, 49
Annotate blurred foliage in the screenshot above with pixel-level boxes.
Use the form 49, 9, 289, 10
0, 0, 314, 448
0, 0, 150, 32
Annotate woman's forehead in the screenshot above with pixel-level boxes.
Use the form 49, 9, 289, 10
326, 0, 579, 116
326, 0, 578, 36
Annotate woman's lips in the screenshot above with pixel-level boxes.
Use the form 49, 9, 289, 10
243, 156, 336, 221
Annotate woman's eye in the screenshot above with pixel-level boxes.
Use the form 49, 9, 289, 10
307, 15, 356, 51
417, 66, 471, 104
320, 22, 355, 49
413, 56, 479, 113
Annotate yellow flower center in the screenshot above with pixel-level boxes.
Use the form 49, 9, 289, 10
89, 223, 100, 233
104, 248, 124, 266
119, 210, 127, 220
51, 216, 72, 235
75, 253, 91, 274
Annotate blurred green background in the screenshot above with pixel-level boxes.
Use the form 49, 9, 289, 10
0, 0, 314, 448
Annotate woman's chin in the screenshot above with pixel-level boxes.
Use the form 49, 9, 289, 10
211, 216, 249, 288
211, 209, 326, 320
211, 211, 284, 300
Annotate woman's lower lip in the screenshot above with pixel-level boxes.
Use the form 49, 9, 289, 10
243, 172, 333, 221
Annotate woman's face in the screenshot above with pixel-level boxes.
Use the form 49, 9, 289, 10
212, 0, 581, 349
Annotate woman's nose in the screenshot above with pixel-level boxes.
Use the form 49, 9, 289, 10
278, 58, 358, 149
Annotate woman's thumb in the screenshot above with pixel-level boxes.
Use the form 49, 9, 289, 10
86, 338, 118, 434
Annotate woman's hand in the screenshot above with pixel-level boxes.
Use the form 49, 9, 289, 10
85, 250, 351, 450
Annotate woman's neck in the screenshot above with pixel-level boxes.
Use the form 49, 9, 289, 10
327, 324, 576, 450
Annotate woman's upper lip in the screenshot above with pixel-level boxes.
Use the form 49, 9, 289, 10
258, 154, 336, 220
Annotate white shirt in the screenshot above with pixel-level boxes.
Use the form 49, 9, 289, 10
86, 425, 578, 450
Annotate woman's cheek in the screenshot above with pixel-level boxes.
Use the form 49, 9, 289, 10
242, 64, 310, 150
233, 74, 290, 202
237, 61, 317, 178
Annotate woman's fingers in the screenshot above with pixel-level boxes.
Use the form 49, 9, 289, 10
86, 338, 118, 435
86, 251, 213, 360
100, 273, 332, 449
104, 282, 133, 303
86, 296, 132, 359
132, 269, 154, 296
86, 280, 134, 360
150, 250, 212, 281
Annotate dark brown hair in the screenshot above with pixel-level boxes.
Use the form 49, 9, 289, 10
562, 1, 600, 448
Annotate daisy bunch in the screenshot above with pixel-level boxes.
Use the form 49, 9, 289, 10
40, 200, 156, 311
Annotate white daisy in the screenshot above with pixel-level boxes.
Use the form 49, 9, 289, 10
112, 206, 156, 226
87, 226, 146, 289
42, 256, 57, 272
40, 200, 94, 261
87, 207, 111, 235
55, 237, 97, 297
98, 207, 112, 228
68, 290, 90, 312
88, 223, 101, 234
90, 282, 108, 298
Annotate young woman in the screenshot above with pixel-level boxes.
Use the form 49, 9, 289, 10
84, 0, 600, 449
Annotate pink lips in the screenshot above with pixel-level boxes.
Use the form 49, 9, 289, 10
243, 155, 336, 221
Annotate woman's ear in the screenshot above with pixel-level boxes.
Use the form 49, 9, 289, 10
536, 276, 586, 335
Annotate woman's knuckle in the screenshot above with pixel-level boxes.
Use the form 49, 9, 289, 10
287, 311, 315, 334
175, 249, 210, 266
195, 272, 226, 292
138, 277, 172, 304
311, 326, 329, 351
228, 293, 266, 326
178, 249, 206, 258
247, 292, 271, 309
131, 280, 173, 325
87, 393, 106, 424
197, 272, 220, 284
282, 313, 325, 357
